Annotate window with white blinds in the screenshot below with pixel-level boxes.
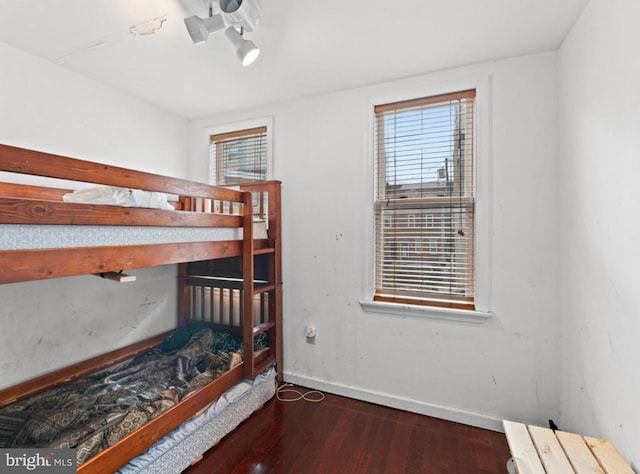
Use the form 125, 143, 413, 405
210, 126, 267, 185
374, 89, 476, 310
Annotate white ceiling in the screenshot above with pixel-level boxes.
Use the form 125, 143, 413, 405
0, 0, 589, 119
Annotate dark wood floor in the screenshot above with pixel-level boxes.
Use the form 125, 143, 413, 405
184, 385, 511, 474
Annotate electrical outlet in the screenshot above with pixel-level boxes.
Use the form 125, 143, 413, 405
305, 326, 317, 344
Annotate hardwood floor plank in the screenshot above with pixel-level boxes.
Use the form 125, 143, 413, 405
383, 410, 414, 473
184, 386, 511, 474
474, 427, 503, 472
369, 416, 398, 473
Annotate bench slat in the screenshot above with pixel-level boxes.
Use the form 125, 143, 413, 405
555, 431, 604, 473
585, 437, 634, 474
503, 421, 546, 474
504, 421, 634, 474
528, 425, 575, 473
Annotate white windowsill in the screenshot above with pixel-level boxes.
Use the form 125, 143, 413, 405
358, 299, 493, 324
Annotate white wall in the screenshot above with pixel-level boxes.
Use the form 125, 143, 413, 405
0, 42, 189, 388
189, 51, 561, 430
558, 0, 640, 467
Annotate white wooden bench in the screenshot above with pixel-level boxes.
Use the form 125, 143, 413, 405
503, 420, 634, 474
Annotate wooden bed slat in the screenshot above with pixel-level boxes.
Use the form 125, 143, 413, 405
185, 275, 269, 289
0, 144, 242, 201
0, 182, 70, 201
253, 321, 276, 336
0, 241, 242, 284
0, 197, 242, 227
253, 351, 275, 375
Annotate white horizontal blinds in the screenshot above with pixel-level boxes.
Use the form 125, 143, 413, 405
210, 126, 267, 185
374, 89, 476, 309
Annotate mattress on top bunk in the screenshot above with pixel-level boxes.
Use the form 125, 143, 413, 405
119, 366, 276, 474
0, 327, 267, 466
0, 221, 268, 251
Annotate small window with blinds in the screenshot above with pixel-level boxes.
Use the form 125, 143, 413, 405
374, 89, 476, 310
210, 126, 267, 185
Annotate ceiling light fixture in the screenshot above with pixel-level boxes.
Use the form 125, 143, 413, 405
184, 0, 261, 66
225, 26, 260, 66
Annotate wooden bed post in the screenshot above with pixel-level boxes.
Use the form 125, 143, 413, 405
177, 263, 190, 327
242, 190, 255, 379
267, 182, 283, 386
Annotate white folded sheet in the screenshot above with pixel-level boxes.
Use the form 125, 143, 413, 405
63, 185, 174, 210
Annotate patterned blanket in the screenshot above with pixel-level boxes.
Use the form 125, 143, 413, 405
0, 328, 256, 464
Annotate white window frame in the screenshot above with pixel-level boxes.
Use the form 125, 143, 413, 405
205, 116, 274, 185
359, 75, 493, 323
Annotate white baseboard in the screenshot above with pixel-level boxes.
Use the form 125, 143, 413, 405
283, 371, 505, 433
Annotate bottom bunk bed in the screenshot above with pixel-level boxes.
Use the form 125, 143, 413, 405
0, 326, 276, 473
0, 250, 282, 474
120, 365, 276, 474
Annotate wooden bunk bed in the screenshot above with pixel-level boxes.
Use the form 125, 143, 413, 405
0, 143, 282, 473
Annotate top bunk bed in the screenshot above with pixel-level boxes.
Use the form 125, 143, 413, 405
0, 143, 279, 282
0, 143, 282, 473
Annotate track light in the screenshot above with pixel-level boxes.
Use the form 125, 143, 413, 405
184, 0, 262, 66
225, 27, 260, 66
184, 14, 225, 44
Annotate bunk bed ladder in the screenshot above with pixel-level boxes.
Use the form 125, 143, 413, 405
177, 181, 282, 384
241, 182, 282, 382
